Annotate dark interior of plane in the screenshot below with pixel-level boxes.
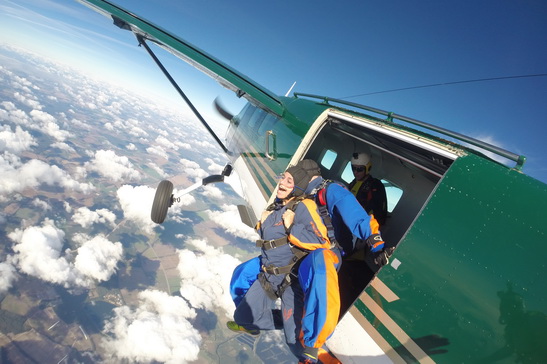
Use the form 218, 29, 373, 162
303, 111, 457, 315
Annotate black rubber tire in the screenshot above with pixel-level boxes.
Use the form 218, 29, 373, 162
151, 180, 174, 224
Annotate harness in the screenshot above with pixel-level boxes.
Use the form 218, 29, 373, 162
256, 236, 309, 300
312, 179, 340, 251
255, 181, 340, 299
357, 177, 374, 205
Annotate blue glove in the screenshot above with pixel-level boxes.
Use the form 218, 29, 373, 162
366, 233, 384, 253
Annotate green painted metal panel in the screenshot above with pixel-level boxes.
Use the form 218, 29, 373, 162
371, 154, 547, 363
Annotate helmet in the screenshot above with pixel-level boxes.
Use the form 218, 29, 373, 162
285, 159, 321, 197
351, 152, 372, 174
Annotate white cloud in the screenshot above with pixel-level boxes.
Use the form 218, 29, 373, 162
179, 142, 192, 150
179, 158, 200, 170
155, 135, 178, 150
192, 139, 216, 150
146, 145, 168, 160
179, 158, 207, 180
148, 162, 168, 178
202, 184, 223, 200
69, 117, 90, 130
72, 234, 123, 286
13, 91, 42, 110
9, 219, 72, 286
74, 165, 87, 180
101, 289, 201, 364
116, 184, 156, 233
204, 157, 224, 174
85, 149, 141, 182
206, 204, 258, 241
32, 198, 51, 211
0, 102, 30, 126
30, 109, 71, 141
126, 143, 136, 151
51, 141, 75, 152
8, 219, 122, 289
0, 124, 36, 154
0, 258, 17, 293
72, 207, 117, 228
1, 101, 17, 111
177, 238, 241, 318
169, 187, 196, 215
128, 125, 148, 138
0, 152, 94, 197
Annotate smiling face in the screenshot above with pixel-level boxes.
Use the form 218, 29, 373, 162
276, 172, 295, 200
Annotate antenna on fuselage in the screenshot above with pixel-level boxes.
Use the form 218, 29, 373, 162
285, 81, 296, 97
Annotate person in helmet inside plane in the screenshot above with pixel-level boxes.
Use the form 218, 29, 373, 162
348, 152, 388, 227
227, 160, 342, 364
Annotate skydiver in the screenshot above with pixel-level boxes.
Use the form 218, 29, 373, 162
227, 161, 342, 364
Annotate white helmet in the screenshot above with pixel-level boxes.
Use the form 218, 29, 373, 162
351, 152, 372, 174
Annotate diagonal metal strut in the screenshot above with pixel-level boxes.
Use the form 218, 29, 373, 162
135, 34, 229, 154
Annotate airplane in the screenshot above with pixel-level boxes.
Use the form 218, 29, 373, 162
78, 1, 547, 363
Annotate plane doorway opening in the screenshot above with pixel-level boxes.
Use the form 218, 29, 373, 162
305, 111, 459, 317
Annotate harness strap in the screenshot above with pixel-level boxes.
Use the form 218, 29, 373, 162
358, 177, 374, 204
317, 203, 340, 250
265, 196, 304, 212
309, 180, 343, 251
258, 269, 295, 300
256, 236, 289, 250
258, 247, 309, 299
276, 274, 292, 299
262, 247, 308, 275
262, 264, 293, 275
258, 272, 280, 300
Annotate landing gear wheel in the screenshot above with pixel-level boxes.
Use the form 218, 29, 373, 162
151, 180, 174, 224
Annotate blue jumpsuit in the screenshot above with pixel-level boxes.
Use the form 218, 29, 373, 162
230, 198, 340, 357
305, 177, 382, 255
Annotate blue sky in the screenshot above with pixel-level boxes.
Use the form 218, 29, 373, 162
2, 0, 546, 183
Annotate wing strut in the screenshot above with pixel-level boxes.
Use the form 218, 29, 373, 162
135, 33, 229, 154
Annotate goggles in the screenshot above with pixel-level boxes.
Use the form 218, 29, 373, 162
275, 173, 294, 184
351, 165, 366, 172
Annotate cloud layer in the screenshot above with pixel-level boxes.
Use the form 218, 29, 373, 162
7, 219, 123, 289
116, 184, 157, 234
177, 238, 242, 318
0, 152, 94, 197
0, 258, 17, 292
72, 207, 117, 228
0, 45, 266, 361
206, 204, 259, 241
101, 289, 201, 364
85, 149, 141, 182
